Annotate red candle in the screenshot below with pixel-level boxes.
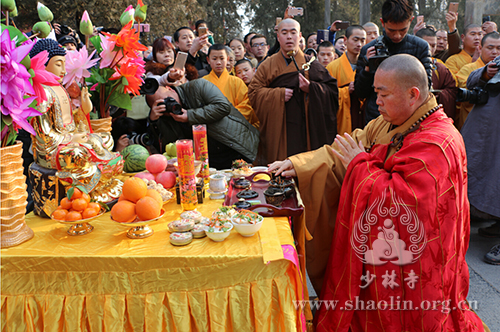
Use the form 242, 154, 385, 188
176, 139, 197, 210
192, 124, 209, 182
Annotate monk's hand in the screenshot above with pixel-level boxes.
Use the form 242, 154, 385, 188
284, 88, 294, 102
298, 73, 310, 93
332, 133, 365, 168
472, 46, 481, 63
268, 159, 297, 178
171, 109, 189, 123
486, 61, 499, 79
348, 81, 355, 94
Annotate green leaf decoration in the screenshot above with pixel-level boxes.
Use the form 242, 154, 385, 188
67, 186, 74, 200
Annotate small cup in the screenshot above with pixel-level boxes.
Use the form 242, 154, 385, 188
209, 173, 227, 192
264, 188, 285, 207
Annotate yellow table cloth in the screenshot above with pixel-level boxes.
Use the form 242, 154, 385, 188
1, 198, 306, 332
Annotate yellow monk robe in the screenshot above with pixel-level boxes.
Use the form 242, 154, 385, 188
204, 69, 260, 128
455, 57, 485, 130
326, 53, 356, 135
445, 49, 472, 76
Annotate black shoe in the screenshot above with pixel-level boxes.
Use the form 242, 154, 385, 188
484, 244, 500, 265
478, 221, 500, 238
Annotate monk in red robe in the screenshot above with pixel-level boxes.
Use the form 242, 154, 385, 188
270, 54, 486, 331
248, 18, 338, 166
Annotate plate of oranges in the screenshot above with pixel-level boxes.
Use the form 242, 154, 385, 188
51, 187, 105, 235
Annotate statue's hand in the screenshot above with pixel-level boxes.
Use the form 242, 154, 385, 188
81, 86, 92, 114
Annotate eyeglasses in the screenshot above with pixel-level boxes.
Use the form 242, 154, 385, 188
252, 43, 267, 48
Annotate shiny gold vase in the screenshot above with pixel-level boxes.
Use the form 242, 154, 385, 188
1, 141, 34, 248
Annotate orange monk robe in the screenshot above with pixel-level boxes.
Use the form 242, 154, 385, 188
326, 53, 355, 135
445, 49, 472, 76
248, 51, 338, 165
204, 69, 260, 129
455, 57, 485, 130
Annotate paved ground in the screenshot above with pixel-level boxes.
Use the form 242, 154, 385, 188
305, 219, 500, 330
466, 220, 500, 330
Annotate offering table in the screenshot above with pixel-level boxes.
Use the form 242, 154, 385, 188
1, 198, 306, 331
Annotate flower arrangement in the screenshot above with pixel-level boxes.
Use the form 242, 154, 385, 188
0, 25, 59, 147
84, 6, 148, 119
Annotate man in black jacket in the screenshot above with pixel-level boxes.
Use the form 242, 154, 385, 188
146, 80, 259, 170
354, 0, 432, 124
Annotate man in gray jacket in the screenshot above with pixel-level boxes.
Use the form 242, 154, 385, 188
461, 55, 500, 264
146, 80, 259, 169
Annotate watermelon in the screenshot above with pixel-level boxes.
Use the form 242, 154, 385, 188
120, 144, 150, 173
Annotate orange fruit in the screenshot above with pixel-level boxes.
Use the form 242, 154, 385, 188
52, 209, 68, 220
70, 188, 83, 200
82, 193, 91, 204
146, 189, 163, 207
72, 198, 88, 211
136, 196, 161, 221
121, 178, 147, 203
66, 211, 82, 221
82, 207, 99, 219
111, 200, 137, 223
60, 197, 73, 210
88, 202, 101, 211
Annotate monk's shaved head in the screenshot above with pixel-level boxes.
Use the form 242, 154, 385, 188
377, 54, 428, 98
278, 18, 301, 32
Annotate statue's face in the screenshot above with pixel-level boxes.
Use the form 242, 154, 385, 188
46, 56, 66, 83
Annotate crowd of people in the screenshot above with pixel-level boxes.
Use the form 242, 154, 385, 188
21, 0, 499, 330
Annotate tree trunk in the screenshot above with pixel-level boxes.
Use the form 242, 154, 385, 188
359, 0, 370, 25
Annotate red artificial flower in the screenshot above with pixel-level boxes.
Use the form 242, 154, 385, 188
109, 57, 145, 96
103, 21, 147, 58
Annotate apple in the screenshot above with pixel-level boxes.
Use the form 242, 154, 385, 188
146, 154, 168, 174
155, 171, 176, 189
135, 171, 156, 181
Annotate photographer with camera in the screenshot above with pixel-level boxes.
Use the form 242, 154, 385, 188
456, 32, 500, 129
146, 81, 259, 169
354, 0, 432, 124
461, 52, 500, 259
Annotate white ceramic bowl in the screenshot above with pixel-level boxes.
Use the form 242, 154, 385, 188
231, 215, 264, 237
205, 223, 233, 242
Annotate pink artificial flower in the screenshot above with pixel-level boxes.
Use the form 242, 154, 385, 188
0, 29, 40, 135
99, 34, 118, 68
30, 50, 60, 105
63, 45, 99, 87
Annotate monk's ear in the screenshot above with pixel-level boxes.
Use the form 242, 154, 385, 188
408, 86, 421, 106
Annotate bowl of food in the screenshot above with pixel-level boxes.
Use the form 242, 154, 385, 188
231, 209, 264, 237
205, 222, 233, 242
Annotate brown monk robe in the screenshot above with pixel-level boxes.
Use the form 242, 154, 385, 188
248, 50, 339, 166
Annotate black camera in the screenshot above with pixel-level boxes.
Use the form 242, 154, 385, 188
457, 87, 489, 105
59, 24, 71, 36
368, 36, 390, 72
139, 77, 159, 95
128, 132, 152, 146
159, 97, 183, 115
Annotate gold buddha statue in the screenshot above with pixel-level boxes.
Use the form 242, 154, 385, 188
28, 39, 123, 217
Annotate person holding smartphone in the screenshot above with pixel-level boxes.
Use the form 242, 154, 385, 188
145, 37, 198, 87
173, 26, 211, 77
